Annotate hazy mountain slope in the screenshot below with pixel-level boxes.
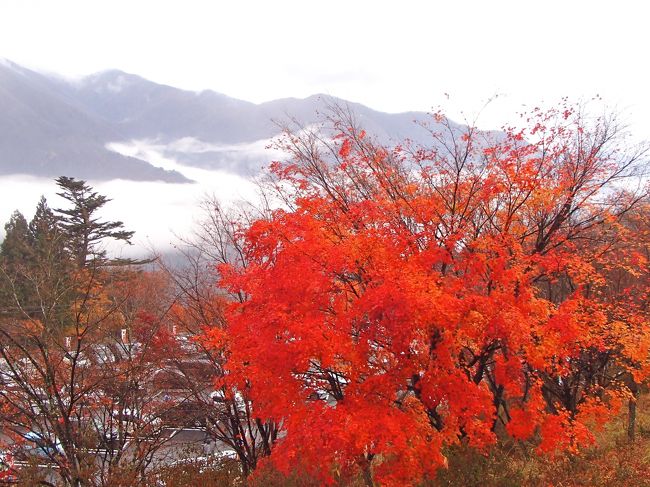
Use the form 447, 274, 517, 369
257, 94, 454, 144
0, 60, 190, 182
69, 70, 453, 147
70, 70, 269, 143
0, 60, 482, 180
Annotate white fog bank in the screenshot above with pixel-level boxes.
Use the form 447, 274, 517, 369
0, 139, 272, 257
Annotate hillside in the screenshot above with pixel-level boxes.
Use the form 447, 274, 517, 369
0, 59, 469, 181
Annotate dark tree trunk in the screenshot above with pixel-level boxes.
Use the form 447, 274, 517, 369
359, 454, 375, 487
627, 380, 640, 442
628, 393, 638, 441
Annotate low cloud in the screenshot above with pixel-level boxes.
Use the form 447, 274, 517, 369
108, 137, 284, 175
0, 141, 263, 257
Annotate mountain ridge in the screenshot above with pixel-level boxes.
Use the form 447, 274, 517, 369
0, 60, 463, 181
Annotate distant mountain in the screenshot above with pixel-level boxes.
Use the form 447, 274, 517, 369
0, 60, 467, 181
0, 60, 190, 182
69, 70, 266, 143
69, 70, 447, 147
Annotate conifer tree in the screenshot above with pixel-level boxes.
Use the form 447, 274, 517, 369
54, 176, 135, 268
29, 196, 65, 261
0, 210, 32, 266
0, 211, 34, 311
27, 196, 73, 322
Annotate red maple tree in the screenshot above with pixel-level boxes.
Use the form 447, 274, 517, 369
213, 104, 650, 485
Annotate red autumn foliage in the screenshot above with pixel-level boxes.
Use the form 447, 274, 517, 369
210, 104, 650, 485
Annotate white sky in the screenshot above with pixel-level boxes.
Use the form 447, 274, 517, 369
1, 0, 649, 253
0, 0, 649, 136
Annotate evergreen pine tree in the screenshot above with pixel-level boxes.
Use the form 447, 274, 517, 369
54, 176, 135, 268
0, 210, 32, 266
0, 210, 34, 313
26, 196, 74, 322
29, 196, 67, 262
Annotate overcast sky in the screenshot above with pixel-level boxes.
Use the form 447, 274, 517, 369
1, 0, 649, 136
1, 0, 649, 252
